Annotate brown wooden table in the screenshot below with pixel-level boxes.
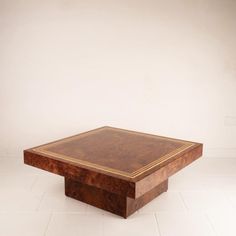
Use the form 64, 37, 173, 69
24, 126, 203, 218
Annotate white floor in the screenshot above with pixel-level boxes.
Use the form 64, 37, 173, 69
0, 156, 236, 236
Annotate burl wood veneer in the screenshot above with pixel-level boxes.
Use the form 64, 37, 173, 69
24, 126, 203, 218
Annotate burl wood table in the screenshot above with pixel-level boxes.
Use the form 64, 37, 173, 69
24, 126, 203, 218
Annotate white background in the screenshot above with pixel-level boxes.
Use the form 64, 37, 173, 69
1, 2, 236, 236
1, 0, 236, 158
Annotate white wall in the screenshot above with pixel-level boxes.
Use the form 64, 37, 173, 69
1, 0, 236, 158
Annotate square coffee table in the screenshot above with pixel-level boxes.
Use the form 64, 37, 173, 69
24, 126, 203, 218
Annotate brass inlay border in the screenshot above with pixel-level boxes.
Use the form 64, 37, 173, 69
32, 128, 195, 179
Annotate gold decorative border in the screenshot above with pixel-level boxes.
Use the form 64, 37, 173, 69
33, 127, 195, 178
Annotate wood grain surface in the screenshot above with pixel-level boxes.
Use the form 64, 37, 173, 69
24, 126, 203, 217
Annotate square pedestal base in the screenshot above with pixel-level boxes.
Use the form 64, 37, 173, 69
65, 178, 168, 218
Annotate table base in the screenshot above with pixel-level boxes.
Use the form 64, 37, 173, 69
65, 178, 168, 218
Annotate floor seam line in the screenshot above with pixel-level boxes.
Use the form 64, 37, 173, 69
154, 213, 162, 236
204, 212, 218, 236
178, 191, 189, 211
36, 191, 46, 211
44, 212, 53, 236
30, 175, 38, 191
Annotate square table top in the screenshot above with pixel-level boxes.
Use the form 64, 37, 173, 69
29, 126, 200, 180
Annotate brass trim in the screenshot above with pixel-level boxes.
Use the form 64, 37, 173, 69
32, 128, 195, 179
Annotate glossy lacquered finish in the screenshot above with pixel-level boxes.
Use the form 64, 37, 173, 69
24, 126, 203, 218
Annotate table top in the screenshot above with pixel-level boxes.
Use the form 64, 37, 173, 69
29, 126, 200, 180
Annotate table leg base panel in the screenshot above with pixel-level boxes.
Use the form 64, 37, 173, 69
65, 178, 168, 218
